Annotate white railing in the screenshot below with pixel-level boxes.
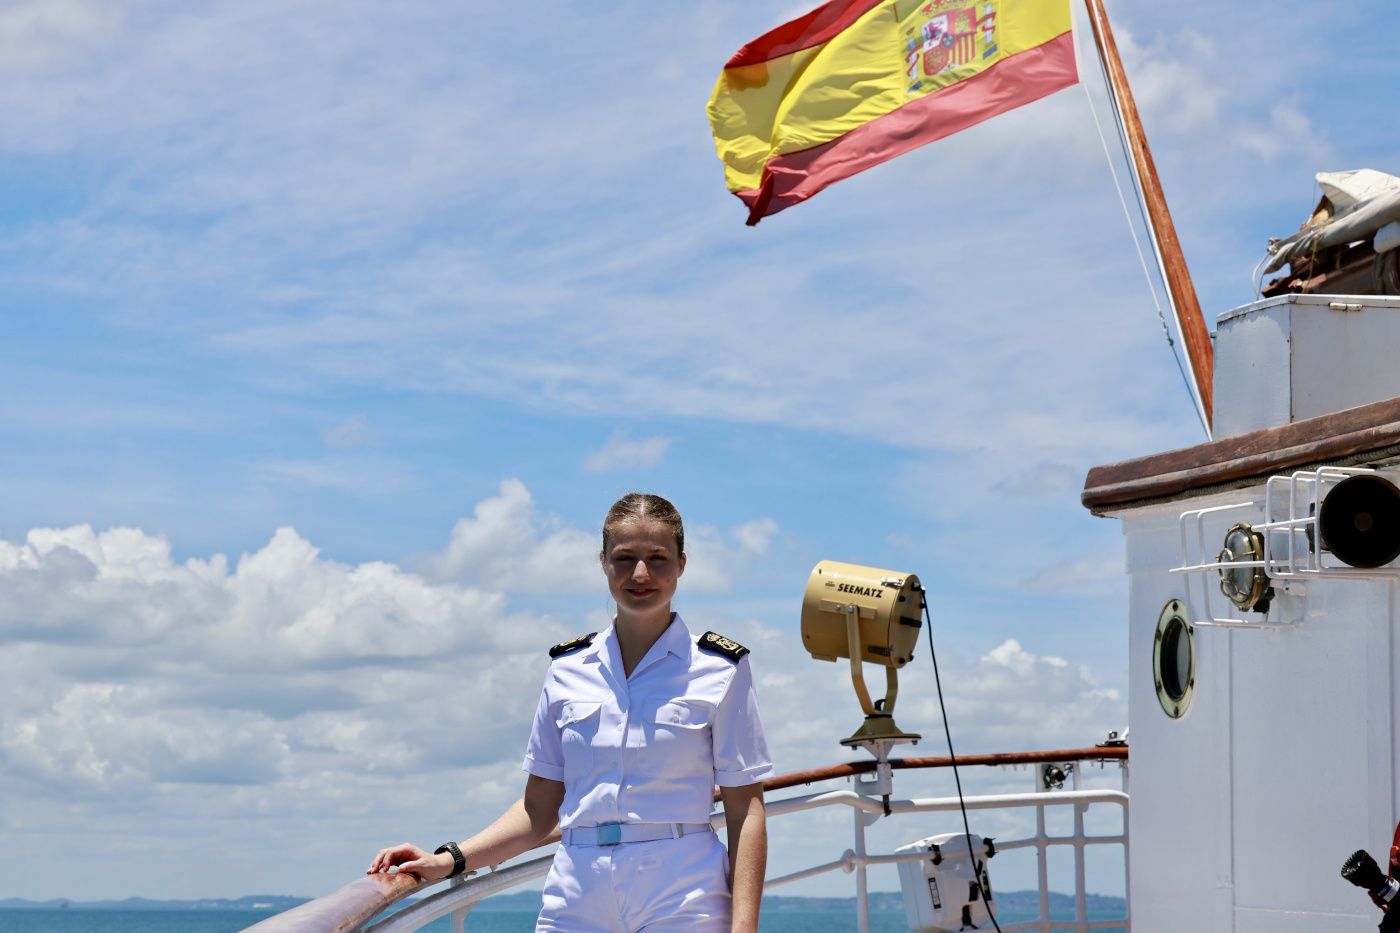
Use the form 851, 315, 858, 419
245, 748, 1130, 933
767, 751, 1130, 933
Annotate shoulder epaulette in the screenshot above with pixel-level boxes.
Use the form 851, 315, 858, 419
549, 632, 597, 659
698, 631, 749, 663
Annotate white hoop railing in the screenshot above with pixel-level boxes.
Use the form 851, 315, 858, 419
244, 748, 1130, 933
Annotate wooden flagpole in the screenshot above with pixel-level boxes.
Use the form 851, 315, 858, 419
1083, 0, 1214, 432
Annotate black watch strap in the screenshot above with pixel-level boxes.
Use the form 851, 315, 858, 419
433, 841, 466, 878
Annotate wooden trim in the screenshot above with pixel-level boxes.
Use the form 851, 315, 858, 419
1082, 395, 1400, 512
1084, 0, 1214, 428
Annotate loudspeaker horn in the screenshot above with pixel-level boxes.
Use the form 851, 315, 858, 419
1318, 474, 1400, 568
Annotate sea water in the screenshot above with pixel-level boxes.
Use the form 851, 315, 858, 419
0, 908, 1127, 931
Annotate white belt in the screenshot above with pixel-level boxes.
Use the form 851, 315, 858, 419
561, 822, 713, 847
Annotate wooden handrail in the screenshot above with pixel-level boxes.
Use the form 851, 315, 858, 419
743, 745, 1128, 796
245, 746, 1126, 931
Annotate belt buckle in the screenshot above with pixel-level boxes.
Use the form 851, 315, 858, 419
596, 823, 622, 847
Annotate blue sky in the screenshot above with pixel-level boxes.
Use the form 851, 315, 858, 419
2, 0, 1398, 906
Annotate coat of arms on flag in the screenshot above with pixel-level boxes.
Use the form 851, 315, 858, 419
905, 2, 999, 93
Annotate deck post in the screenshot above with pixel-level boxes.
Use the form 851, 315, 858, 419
448, 875, 468, 933
853, 803, 871, 933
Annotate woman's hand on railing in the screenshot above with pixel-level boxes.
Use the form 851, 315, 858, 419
366, 843, 454, 882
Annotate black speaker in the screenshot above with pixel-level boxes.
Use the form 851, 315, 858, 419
1318, 474, 1400, 568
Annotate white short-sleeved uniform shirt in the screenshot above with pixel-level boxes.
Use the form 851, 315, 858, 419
522, 614, 772, 828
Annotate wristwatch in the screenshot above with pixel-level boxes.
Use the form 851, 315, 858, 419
433, 841, 466, 878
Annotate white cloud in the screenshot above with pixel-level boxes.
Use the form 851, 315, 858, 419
7, 684, 290, 788
1236, 101, 1329, 163
0, 523, 519, 665
256, 456, 414, 495
322, 414, 375, 449
1115, 27, 1225, 134
679, 520, 782, 593
583, 430, 671, 472
991, 460, 1081, 498
425, 478, 601, 592
732, 517, 779, 555
0, 0, 111, 75
929, 639, 1123, 751
0, 492, 587, 880
1021, 554, 1125, 595
423, 479, 779, 596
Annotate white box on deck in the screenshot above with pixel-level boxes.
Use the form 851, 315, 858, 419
895, 832, 994, 932
1213, 294, 1400, 438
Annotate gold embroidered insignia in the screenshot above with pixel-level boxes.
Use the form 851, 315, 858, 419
549, 632, 597, 659
698, 631, 749, 662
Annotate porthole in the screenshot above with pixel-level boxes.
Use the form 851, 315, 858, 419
1153, 599, 1195, 719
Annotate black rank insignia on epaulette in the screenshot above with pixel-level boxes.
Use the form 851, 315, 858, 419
698, 631, 749, 662
549, 632, 597, 659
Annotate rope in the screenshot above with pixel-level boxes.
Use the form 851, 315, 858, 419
1080, 5, 1211, 439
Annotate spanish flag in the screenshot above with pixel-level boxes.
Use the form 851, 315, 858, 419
708, 0, 1078, 225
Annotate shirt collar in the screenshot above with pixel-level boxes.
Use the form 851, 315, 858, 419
655, 612, 692, 659
596, 613, 691, 683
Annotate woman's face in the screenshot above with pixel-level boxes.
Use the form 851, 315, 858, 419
601, 519, 685, 618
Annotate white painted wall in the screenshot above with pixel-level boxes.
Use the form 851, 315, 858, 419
1115, 490, 1395, 931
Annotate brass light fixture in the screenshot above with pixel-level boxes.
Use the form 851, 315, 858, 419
800, 560, 923, 747
1218, 522, 1272, 613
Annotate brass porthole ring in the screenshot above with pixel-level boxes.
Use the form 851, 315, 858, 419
1153, 599, 1196, 720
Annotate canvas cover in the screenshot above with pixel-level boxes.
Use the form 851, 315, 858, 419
1266, 169, 1400, 273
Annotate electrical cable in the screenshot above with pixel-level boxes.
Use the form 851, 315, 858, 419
922, 596, 1003, 932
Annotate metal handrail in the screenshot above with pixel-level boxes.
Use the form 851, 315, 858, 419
363, 855, 555, 933
242, 746, 1130, 933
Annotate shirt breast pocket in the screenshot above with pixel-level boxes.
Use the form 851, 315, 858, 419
555, 700, 603, 774
644, 699, 712, 775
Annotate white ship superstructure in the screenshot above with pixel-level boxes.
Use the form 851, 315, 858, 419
1083, 294, 1400, 932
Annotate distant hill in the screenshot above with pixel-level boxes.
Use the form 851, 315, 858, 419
0, 895, 310, 912
0, 889, 1126, 916
474, 888, 1125, 914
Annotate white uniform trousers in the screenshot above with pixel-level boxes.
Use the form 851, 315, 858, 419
536, 829, 731, 932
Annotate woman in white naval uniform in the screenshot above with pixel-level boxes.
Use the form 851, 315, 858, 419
368, 493, 772, 933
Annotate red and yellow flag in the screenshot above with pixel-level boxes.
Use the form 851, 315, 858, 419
708, 0, 1078, 225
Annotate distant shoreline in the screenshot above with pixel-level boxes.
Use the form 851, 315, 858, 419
1, 889, 1127, 914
